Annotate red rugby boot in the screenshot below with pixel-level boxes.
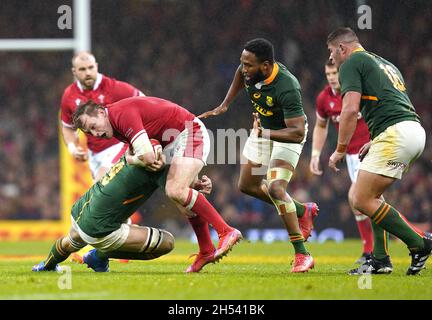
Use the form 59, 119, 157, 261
298, 202, 319, 241
291, 253, 314, 273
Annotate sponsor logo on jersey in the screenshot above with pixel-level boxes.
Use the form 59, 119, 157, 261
329, 101, 335, 109
253, 92, 261, 99
251, 100, 273, 116
75, 98, 81, 106
266, 96, 274, 107
387, 160, 407, 170
98, 94, 105, 103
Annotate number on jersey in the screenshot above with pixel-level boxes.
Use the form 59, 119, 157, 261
379, 63, 406, 91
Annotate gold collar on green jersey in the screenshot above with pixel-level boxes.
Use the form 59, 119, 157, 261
352, 47, 365, 54
254, 63, 279, 89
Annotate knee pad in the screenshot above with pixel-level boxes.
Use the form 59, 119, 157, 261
266, 167, 295, 215
267, 167, 293, 184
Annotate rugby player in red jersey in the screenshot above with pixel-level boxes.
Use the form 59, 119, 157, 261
73, 97, 243, 271
310, 60, 373, 264
60, 52, 145, 181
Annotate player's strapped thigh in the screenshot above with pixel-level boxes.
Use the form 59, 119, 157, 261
266, 167, 295, 215
271, 140, 303, 169
71, 217, 130, 252
360, 121, 426, 179
266, 141, 304, 215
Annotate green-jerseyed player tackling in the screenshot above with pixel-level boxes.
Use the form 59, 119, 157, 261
327, 27, 431, 275
32, 155, 212, 272
199, 38, 318, 272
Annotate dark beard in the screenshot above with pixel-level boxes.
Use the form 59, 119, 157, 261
245, 70, 266, 86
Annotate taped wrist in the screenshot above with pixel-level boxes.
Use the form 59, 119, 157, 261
128, 131, 154, 166
312, 149, 321, 158
336, 143, 348, 153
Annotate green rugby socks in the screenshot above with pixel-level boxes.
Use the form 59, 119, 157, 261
372, 202, 424, 251
371, 221, 390, 259
44, 238, 70, 270
293, 199, 306, 217
289, 233, 308, 254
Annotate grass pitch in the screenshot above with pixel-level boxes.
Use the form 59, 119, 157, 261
0, 239, 430, 300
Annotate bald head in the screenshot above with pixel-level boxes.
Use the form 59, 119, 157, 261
71, 51, 96, 67
71, 52, 98, 90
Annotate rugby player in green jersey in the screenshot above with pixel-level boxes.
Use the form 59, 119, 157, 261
32, 155, 213, 272
200, 38, 317, 272
327, 27, 431, 275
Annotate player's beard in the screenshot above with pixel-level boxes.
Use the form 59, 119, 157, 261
82, 77, 96, 89
245, 70, 266, 86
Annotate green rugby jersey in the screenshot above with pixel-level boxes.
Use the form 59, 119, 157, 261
339, 48, 419, 139
71, 157, 168, 237
244, 62, 305, 130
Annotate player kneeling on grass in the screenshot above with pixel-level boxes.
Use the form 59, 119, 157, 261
32, 151, 212, 272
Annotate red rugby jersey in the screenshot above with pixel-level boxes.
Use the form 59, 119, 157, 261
60, 73, 142, 153
316, 85, 370, 154
106, 96, 195, 147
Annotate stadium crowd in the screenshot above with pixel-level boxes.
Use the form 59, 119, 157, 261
0, 0, 430, 237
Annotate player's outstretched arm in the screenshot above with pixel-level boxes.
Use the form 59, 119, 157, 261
198, 66, 244, 119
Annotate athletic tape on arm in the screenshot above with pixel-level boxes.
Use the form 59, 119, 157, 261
130, 131, 153, 166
